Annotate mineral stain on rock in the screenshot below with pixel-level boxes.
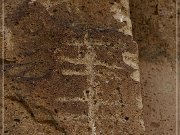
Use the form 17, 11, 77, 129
3, 0, 144, 134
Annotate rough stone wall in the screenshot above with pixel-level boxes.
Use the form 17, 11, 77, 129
178, 1, 180, 133
0, 0, 4, 133
2, 0, 144, 135
130, 0, 176, 134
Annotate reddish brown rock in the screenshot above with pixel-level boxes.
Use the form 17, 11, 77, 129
3, 0, 144, 134
130, 0, 176, 134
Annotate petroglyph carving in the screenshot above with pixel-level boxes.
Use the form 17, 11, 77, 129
4, 0, 144, 134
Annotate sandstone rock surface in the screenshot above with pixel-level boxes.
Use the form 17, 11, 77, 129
130, 0, 176, 134
3, 0, 144, 134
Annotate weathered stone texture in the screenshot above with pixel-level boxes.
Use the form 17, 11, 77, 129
0, 0, 4, 133
3, 0, 144, 134
130, 0, 176, 134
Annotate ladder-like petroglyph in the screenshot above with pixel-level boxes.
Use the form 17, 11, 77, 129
4, 0, 144, 134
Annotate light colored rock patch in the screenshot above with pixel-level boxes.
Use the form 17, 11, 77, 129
122, 51, 139, 69
136, 95, 143, 109
29, 0, 37, 4
4, 27, 14, 60
55, 97, 86, 102
131, 70, 140, 82
110, 3, 125, 23
122, 51, 140, 82
110, 2, 132, 35
140, 119, 146, 131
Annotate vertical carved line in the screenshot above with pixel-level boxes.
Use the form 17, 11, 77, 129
84, 32, 96, 135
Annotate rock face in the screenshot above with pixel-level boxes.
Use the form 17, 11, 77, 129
130, 0, 176, 134
3, 0, 144, 134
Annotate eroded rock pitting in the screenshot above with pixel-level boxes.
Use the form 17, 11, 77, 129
4, 0, 144, 134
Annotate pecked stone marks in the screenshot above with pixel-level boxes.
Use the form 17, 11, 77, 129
4, 0, 144, 134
